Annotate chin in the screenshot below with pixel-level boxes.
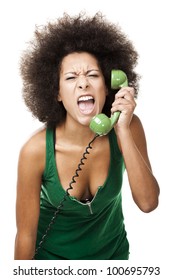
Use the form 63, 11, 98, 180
77, 116, 92, 127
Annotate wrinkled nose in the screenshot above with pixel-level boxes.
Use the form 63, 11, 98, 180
78, 76, 89, 90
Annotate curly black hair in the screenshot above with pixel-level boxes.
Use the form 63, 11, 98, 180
20, 12, 139, 128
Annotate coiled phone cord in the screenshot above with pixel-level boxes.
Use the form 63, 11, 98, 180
67, 133, 99, 191
32, 133, 99, 260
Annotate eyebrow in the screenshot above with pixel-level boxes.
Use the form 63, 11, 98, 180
64, 69, 100, 75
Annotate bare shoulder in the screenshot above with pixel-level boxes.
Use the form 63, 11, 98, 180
130, 113, 144, 131
116, 114, 151, 168
19, 126, 46, 174
130, 114, 147, 147
130, 114, 152, 169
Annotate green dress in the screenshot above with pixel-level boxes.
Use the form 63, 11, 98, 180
35, 128, 129, 260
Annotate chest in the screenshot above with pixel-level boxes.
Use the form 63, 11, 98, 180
55, 136, 110, 201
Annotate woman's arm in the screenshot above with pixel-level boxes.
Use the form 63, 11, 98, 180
14, 129, 46, 259
112, 88, 160, 212
117, 115, 159, 212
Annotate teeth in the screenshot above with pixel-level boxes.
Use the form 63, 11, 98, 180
78, 95, 94, 102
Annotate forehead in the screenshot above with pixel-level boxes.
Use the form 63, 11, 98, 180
60, 52, 99, 71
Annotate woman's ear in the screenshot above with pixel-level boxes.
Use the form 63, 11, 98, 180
57, 94, 62, 102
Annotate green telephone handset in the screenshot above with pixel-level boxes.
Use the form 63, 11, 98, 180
89, 70, 128, 136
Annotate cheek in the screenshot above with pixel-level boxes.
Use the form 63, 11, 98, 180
59, 94, 75, 113
99, 87, 107, 104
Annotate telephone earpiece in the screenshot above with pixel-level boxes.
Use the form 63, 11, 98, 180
89, 69, 128, 136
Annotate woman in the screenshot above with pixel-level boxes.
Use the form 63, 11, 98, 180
14, 12, 160, 260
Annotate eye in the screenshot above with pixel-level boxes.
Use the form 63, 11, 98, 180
87, 72, 99, 78
66, 76, 76, 80
88, 74, 98, 77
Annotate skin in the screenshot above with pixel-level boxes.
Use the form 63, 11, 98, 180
14, 52, 160, 259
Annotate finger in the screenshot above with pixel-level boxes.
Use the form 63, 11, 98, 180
113, 95, 136, 107
111, 103, 136, 115
115, 87, 135, 100
111, 97, 136, 114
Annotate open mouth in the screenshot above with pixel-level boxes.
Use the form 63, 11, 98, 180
77, 95, 95, 114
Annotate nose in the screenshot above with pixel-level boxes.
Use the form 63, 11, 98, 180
77, 76, 89, 90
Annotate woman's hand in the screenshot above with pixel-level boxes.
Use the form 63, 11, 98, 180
111, 87, 136, 130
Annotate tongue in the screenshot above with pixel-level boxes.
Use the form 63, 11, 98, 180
78, 100, 94, 114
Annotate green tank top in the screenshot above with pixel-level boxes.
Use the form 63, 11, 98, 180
35, 128, 129, 260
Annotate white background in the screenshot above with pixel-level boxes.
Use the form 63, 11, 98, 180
0, 0, 172, 278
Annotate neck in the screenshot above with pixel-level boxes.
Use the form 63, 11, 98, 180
57, 117, 98, 146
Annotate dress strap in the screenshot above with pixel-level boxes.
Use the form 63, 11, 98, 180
42, 127, 55, 179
